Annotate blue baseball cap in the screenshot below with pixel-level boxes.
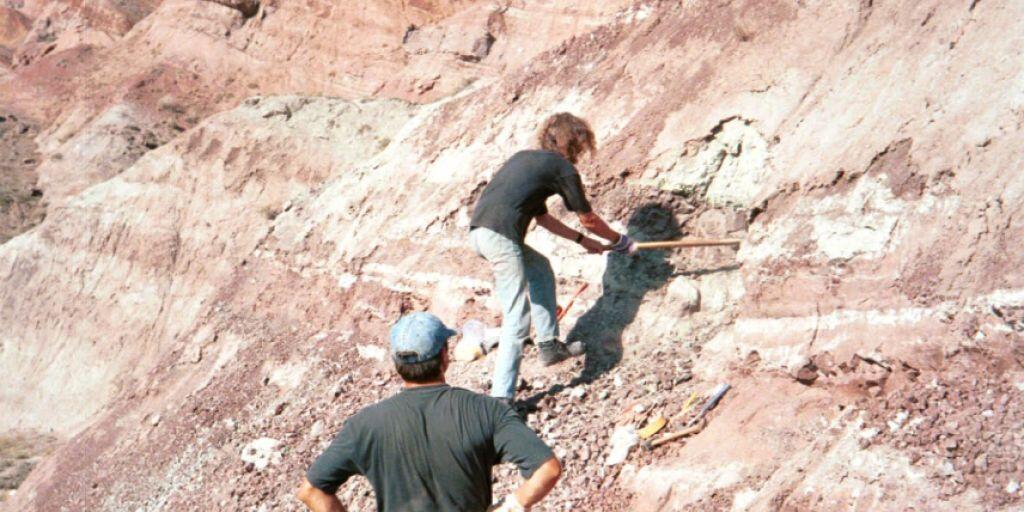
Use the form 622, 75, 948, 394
389, 312, 457, 364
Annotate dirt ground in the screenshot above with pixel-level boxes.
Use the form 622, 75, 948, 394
0, 431, 56, 502
0, 111, 42, 243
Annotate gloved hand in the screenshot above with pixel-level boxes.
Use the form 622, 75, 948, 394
489, 494, 527, 512
611, 233, 636, 254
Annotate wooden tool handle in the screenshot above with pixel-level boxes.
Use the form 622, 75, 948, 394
649, 421, 705, 448
635, 238, 742, 250
669, 391, 699, 424
556, 282, 589, 321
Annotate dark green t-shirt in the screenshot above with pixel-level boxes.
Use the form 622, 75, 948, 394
306, 384, 554, 512
470, 150, 592, 243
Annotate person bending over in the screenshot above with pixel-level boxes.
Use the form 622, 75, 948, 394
469, 112, 635, 402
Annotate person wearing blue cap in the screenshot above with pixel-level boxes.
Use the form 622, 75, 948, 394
469, 113, 636, 401
297, 312, 562, 512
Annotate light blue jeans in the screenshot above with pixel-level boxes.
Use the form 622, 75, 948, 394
470, 227, 559, 399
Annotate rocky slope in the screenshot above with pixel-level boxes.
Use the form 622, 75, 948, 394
2, 0, 1023, 510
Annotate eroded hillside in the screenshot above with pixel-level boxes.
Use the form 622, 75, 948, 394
1, 0, 1022, 510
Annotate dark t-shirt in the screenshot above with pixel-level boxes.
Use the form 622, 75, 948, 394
470, 150, 592, 243
306, 384, 554, 512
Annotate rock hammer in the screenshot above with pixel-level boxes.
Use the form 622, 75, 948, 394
643, 383, 731, 451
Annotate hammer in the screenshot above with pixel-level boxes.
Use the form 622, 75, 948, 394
640, 384, 731, 451
642, 420, 705, 450
685, 383, 731, 427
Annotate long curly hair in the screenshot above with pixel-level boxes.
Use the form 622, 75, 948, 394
537, 112, 596, 164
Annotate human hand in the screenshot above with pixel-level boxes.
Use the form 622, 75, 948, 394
580, 237, 609, 254
611, 233, 637, 254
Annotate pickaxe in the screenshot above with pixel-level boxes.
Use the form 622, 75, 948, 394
635, 238, 741, 250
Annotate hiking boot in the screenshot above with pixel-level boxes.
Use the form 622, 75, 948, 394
537, 339, 585, 366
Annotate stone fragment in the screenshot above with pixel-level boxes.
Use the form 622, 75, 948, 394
604, 426, 637, 466
356, 344, 386, 362
975, 453, 988, 472
888, 410, 910, 432
664, 277, 700, 313
240, 438, 283, 471
795, 365, 818, 385
453, 337, 484, 362
402, 7, 497, 62
788, 355, 818, 385
939, 460, 955, 477
271, 401, 287, 416
157, 95, 185, 114
207, 0, 260, 18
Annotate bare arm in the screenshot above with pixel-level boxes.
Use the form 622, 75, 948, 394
296, 478, 346, 512
535, 214, 608, 253
513, 457, 562, 508
577, 211, 621, 243
535, 213, 583, 241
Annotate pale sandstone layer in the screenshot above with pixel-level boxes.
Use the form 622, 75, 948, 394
1, 0, 1023, 511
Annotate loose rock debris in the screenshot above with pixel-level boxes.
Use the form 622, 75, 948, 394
863, 352, 1024, 507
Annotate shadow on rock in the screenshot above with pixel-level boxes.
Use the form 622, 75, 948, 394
520, 203, 681, 407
